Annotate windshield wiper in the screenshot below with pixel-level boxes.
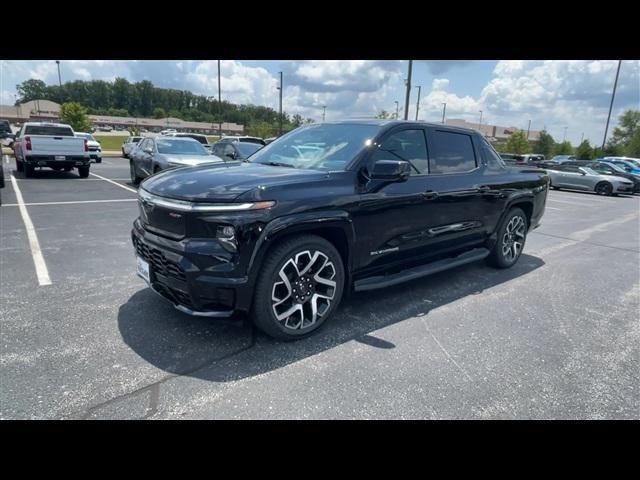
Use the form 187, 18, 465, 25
260, 161, 296, 168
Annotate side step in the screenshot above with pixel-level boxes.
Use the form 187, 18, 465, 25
354, 247, 490, 292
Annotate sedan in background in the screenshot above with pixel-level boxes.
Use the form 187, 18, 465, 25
550, 155, 576, 164
563, 160, 640, 193
129, 136, 223, 185
166, 132, 213, 153
603, 158, 640, 175
122, 136, 143, 158
211, 139, 264, 161
546, 164, 634, 196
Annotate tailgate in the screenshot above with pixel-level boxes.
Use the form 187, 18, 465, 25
31, 136, 85, 155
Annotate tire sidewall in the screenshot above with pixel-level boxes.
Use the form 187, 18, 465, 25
253, 236, 345, 340
494, 208, 527, 268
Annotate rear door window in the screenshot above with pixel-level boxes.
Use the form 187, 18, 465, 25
428, 129, 477, 174
24, 125, 74, 136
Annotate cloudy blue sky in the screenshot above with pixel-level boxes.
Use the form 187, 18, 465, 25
1, 60, 638, 145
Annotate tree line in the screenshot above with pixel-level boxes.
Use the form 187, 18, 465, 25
16, 78, 314, 137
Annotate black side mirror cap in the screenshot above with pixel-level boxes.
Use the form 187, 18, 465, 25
370, 159, 412, 181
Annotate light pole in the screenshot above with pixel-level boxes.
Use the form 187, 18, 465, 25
441, 103, 446, 124
526, 119, 531, 140
478, 110, 483, 131
602, 60, 622, 151
563, 127, 568, 142
277, 71, 283, 136
322, 105, 326, 122
403, 60, 413, 120
414, 85, 421, 121
56, 60, 62, 88
394, 101, 399, 120
217, 60, 222, 137
580, 132, 584, 144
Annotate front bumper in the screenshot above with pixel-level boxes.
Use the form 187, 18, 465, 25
131, 219, 250, 317
615, 184, 635, 194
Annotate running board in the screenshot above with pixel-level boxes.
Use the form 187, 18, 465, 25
354, 247, 490, 292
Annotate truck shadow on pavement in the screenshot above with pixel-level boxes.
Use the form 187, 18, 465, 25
118, 254, 545, 383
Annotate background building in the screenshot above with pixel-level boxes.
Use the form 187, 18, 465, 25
445, 118, 541, 144
0, 100, 244, 135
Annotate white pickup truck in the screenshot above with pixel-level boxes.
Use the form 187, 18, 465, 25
13, 122, 91, 178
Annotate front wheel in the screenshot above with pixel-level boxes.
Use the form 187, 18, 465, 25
595, 181, 613, 196
23, 163, 34, 178
486, 208, 528, 269
77, 165, 90, 178
252, 235, 345, 340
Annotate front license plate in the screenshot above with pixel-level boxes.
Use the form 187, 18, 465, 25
136, 256, 150, 283
55, 155, 66, 161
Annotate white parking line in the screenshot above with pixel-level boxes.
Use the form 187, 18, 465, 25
9, 174, 52, 286
89, 172, 137, 194
2, 198, 138, 207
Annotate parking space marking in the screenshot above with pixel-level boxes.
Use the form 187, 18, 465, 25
13, 178, 132, 182
89, 172, 137, 194
2, 198, 138, 207
9, 174, 52, 286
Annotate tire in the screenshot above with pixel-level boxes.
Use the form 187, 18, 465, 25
77, 165, 90, 178
24, 163, 34, 178
486, 207, 528, 269
63, 167, 73, 172
130, 161, 143, 185
251, 234, 345, 340
16, 159, 23, 173
595, 181, 613, 196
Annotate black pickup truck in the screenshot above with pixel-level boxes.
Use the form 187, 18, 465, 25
132, 120, 549, 339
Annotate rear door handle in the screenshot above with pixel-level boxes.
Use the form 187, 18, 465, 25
422, 190, 439, 199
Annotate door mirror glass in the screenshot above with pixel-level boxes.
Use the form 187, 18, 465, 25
370, 159, 411, 181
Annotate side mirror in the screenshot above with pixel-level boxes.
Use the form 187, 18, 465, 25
225, 151, 237, 160
143, 147, 153, 154
370, 159, 411, 182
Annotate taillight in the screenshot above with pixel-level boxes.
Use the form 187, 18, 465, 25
25, 136, 32, 151
84, 139, 89, 152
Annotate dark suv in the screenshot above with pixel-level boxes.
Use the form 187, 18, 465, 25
132, 120, 549, 339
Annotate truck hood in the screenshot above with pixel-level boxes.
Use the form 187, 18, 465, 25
140, 161, 328, 202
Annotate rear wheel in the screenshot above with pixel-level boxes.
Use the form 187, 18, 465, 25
252, 234, 345, 340
77, 165, 90, 178
595, 181, 613, 196
23, 163, 34, 178
130, 161, 143, 185
16, 158, 23, 172
486, 208, 528, 269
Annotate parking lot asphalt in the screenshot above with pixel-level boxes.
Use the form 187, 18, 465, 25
1, 155, 639, 419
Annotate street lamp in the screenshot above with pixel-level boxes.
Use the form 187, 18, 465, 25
563, 127, 568, 142
478, 110, 483, 131
414, 86, 421, 121
277, 71, 283, 136
322, 105, 326, 122
217, 60, 222, 138
526, 119, 531, 140
403, 60, 413, 121
394, 101, 399, 120
602, 60, 622, 150
441, 103, 446, 124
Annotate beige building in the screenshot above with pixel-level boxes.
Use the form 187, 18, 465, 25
0, 100, 244, 135
445, 118, 541, 143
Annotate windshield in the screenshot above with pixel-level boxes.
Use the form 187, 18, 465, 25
250, 123, 380, 170
236, 142, 262, 157
156, 138, 209, 155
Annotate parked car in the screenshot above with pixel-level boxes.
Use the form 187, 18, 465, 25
563, 160, 640, 193
211, 139, 264, 161
546, 164, 634, 195
165, 132, 212, 152
160, 129, 177, 135
13, 122, 91, 178
1, 118, 15, 148
76, 132, 102, 163
122, 136, 143, 158
603, 157, 640, 175
0, 159, 4, 206
132, 120, 549, 339
550, 155, 577, 164
129, 136, 223, 185
220, 135, 266, 146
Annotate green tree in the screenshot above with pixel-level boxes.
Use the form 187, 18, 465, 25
505, 130, 530, 154
554, 141, 574, 156
247, 121, 275, 138
610, 110, 640, 148
535, 130, 555, 158
376, 110, 392, 119
626, 129, 640, 157
575, 139, 594, 160
16, 79, 48, 103
153, 107, 167, 119
60, 102, 92, 132
291, 114, 304, 127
